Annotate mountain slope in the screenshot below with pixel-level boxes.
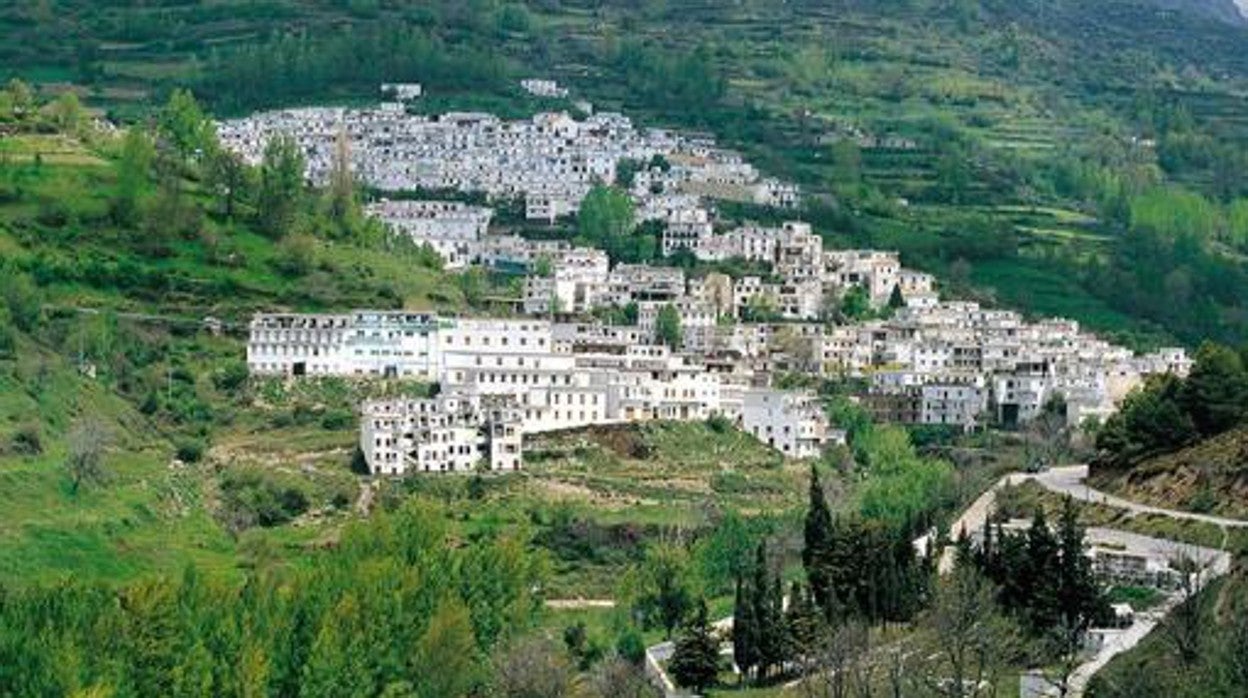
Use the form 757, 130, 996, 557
1091, 425, 1248, 519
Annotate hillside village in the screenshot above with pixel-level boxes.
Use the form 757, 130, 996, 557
5, 3, 1248, 696
230, 85, 1190, 477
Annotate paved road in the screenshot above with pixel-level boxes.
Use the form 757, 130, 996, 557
543, 599, 617, 610
1033, 465, 1248, 529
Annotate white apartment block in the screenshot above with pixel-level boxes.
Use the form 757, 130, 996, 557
825, 250, 901, 307
247, 312, 442, 379
741, 388, 841, 459
522, 247, 611, 315
360, 394, 523, 475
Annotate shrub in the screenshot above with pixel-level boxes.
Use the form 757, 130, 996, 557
176, 439, 205, 463
705, 414, 733, 434
212, 360, 249, 392
350, 445, 371, 475
616, 628, 646, 664
10, 423, 43, 455
320, 408, 354, 431
218, 470, 311, 531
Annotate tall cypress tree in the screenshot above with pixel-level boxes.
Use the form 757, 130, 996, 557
732, 575, 758, 684
784, 582, 819, 661
803, 466, 834, 613
1056, 496, 1106, 629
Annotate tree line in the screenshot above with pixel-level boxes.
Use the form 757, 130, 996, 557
0, 501, 544, 697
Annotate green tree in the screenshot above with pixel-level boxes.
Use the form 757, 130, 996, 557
887, 284, 905, 310
47, 92, 85, 135
257, 135, 306, 238
839, 286, 872, 321
326, 126, 359, 232
113, 126, 155, 226
1096, 374, 1197, 464
732, 575, 759, 684
635, 542, 694, 639
207, 148, 249, 219
301, 596, 372, 698
784, 582, 819, 662
577, 184, 635, 260
668, 599, 720, 693
803, 466, 834, 613
413, 596, 481, 698
158, 89, 217, 163
655, 304, 682, 350
1179, 342, 1248, 437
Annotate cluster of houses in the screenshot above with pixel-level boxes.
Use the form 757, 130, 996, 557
216, 91, 797, 225
513, 223, 1189, 431
247, 314, 838, 474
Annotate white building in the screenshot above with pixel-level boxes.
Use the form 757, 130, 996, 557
741, 388, 838, 459
521, 79, 569, 98
360, 394, 523, 475
365, 200, 493, 269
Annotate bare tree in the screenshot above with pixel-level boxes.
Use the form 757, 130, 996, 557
1226, 609, 1248, 690
920, 565, 1017, 698
703, 272, 734, 320
801, 619, 870, 698
66, 418, 112, 493
884, 645, 909, 698
490, 635, 578, 698
1035, 617, 1087, 698
1161, 551, 1215, 666
584, 655, 660, 698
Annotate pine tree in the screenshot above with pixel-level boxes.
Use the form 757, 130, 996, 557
669, 599, 720, 694
802, 466, 834, 613
784, 582, 819, 662
732, 575, 758, 684
1023, 508, 1061, 633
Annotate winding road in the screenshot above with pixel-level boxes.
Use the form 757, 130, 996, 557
933, 464, 1240, 696
937, 465, 1248, 573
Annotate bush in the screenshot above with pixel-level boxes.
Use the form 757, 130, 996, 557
10, 423, 43, 455
616, 628, 646, 664
1, 273, 41, 332
0, 323, 16, 358
320, 407, 354, 431
350, 445, 371, 475
218, 470, 310, 531
705, 414, 733, 434
176, 439, 205, 463
212, 360, 249, 392
273, 234, 316, 277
